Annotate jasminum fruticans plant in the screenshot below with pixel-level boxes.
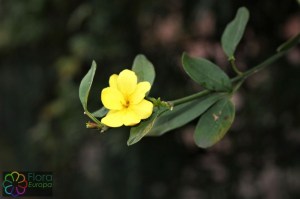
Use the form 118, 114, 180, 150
79, 7, 300, 148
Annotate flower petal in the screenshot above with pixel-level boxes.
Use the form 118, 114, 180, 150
130, 100, 153, 119
101, 87, 125, 110
122, 109, 141, 126
129, 81, 151, 104
109, 74, 118, 88
101, 110, 125, 127
117, 69, 137, 96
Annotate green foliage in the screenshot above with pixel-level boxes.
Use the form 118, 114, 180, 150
127, 106, 169, 146
182, 53, 232, 92
132, 54, 156, 86
194, 98, 235, 148
79, 61, 97, 110
148, 93, 226, 136
221, 7, 249, 59
79, 7, 300, 148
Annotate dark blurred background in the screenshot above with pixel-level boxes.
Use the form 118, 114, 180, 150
0, 0, 300, 198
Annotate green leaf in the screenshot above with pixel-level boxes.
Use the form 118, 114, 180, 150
182, 53, 232, 92
277, 33, 300, 52
127, 106, 168, 146
148, 93, 226, 136
194, 97, 235, 148
132, 54, 155, 85
79, 61, 97, 110
221, 7, 249, 59
92, 107, 108, 118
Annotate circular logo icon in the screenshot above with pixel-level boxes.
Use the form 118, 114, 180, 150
2, 171, 28, 197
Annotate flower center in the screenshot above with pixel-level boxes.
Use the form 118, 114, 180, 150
123, 100, 130, 108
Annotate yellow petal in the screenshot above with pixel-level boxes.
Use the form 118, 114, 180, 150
130, 100, 153, 119
129, 81, 151, 104
101, 110, 124, 127
101, 87, 125, 110
122, 109, 141, 126
109, 74, 118, 89
117, 69, 137, 96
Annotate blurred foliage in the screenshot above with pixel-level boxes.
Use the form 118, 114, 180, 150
0, 0, 300, 199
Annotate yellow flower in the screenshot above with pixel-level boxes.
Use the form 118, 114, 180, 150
101, 69, 154, 127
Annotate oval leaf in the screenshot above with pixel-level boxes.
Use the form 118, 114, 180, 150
79, 61, 97, 110
148, 93, 226, 136
194, 97, 235, 148
132, 54, 155, 85
127, 107, 168, 146
182, 53, 232, 92
221, 7, 249, 59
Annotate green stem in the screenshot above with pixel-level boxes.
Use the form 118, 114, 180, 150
84, 110, 103, 126
230, 58, 243, 76
232, 78, 246, 93
170, 90, 211, 106
231, 51, 285, 83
